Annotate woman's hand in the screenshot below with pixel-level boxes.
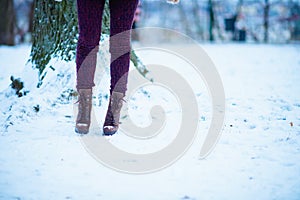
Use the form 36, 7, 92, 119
166, 0, 180, 4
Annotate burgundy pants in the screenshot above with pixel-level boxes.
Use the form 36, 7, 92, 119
76, 0, 139, 94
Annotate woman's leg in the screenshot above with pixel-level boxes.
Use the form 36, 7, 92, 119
103, 0, 139, 135
76, 0, 105, 89
109, 0, 139, 94
75, 0, 105, 134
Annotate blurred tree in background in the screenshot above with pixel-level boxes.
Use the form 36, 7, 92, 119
290, 0, 300, 40
0, 0, 16, 45
208, 0, 215, 41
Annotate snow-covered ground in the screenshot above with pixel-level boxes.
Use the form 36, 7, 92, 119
0, 43, 300, 200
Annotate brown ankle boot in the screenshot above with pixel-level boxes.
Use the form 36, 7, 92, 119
75, 89, 92, 134
103, 91, 125, 136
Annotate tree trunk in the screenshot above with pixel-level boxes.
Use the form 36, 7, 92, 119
192, 0, 204, 40
290, 0, 300, 40
0, 0, 16, 45
28, 0, 35, 34
263, 0, 270, 43
208, 0, 215, 41
178, 2, 193, 37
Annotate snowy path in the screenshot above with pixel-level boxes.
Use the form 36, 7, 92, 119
0, 44, 300, 200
